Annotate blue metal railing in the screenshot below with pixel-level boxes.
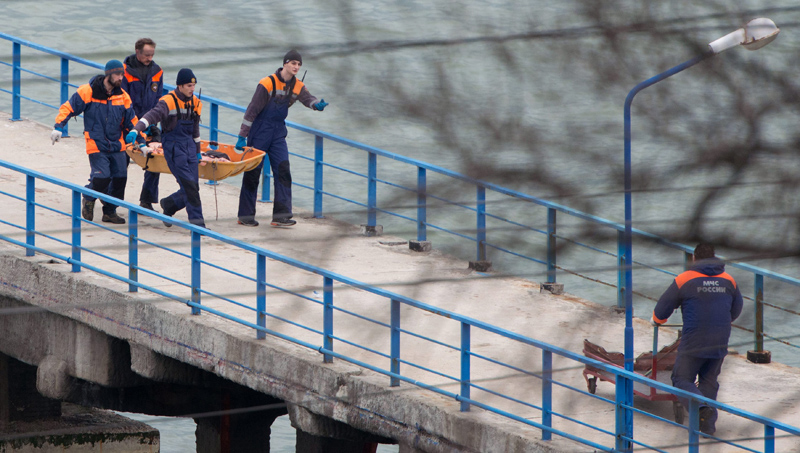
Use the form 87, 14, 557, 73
1, 35, 799, 452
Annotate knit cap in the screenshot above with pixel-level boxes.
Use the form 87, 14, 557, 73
104, 59, 124, 75
283, 49, 302, 65
176, 68, 196, 85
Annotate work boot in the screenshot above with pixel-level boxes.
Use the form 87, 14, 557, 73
159, 199, 173, 228
238, 218, 259, 227
270, 218, 296, 227
139, 201, 158, 213
699, 406, 716, 435
81, 199, 95, 221
101, 213, 126, 224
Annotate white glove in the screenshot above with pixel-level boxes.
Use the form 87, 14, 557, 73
50, 129, 62, 145
650, 316, 659, 327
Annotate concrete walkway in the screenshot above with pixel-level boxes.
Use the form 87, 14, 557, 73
0, 112, 798, 452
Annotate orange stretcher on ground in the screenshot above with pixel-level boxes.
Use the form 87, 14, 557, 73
125, 140, 265, 182
582, 325, 684, 424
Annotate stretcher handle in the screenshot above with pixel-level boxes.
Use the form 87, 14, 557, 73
206, 140, 255, 155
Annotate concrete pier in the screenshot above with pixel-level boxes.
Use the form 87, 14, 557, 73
0, 113, 799, 452
1, 354, 158, 452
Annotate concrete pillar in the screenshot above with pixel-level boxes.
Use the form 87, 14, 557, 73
194, 391, 285, 453
0, 353, 60, 423
287, 404, 390, 453
36, 355, 73, 400
0, 353, 9, 427
195, 411, 281, 453
398, 444, 426, 453
296, 430, 378, 453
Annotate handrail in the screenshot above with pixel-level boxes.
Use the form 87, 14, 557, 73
2, 158, 798, 452
1, 35, 798, 452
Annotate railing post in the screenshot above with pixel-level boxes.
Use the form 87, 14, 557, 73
191, 230, 201, 315
417, 167, 427, 241
546, 208, 556, 283
615, 373, 634, 452
542, 349, 552, 441
323, 276, 333, 363
687, 399, 700, 453
476, 186, 486, 262
128, 211, 138, 292
314, 134, 323, 218
209, 102, 219, 145
390, 299, 400, 387
60, 57, 69, 136
204, 103, 221, 186
25, 175, 34, 256
11, 42, 21, 121
71, 191, 81, 273
764, 425, 775, 453
256, 254, 266, 340
460, 322, 471, 412
755, 274, 764, 351
617, 230, 625, 310
746, 273, 771, 363
367, 152, 377, 228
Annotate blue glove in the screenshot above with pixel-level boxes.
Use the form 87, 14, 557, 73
235, 135, 247, 150
125, 130, 138, 144
313, 99, 328, 111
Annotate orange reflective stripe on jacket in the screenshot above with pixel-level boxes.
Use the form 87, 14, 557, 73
674, 270, 737, 289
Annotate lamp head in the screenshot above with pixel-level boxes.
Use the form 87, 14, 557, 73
708, 17, 779, 54
742, 18, 780, 50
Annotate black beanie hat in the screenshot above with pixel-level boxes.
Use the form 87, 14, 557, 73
176, 68, 196, 85
283, 49, 302, 65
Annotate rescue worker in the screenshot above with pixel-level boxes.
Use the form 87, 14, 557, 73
127, 68, 206, 228
51, 59, 143, 224
121, 38, 164, 212
235, 49, 328, 227
652, 243, 743, 435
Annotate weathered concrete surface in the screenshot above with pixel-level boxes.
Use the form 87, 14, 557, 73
0, 112, 799, 452
0, 403, 159, 453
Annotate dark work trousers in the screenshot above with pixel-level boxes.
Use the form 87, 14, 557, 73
140, 170, 160, 204
237, 138, 292, 222
85, 151, 128, 215
161, 119, 205, 227
671, 353, 724, 430
140, 127, 162, 204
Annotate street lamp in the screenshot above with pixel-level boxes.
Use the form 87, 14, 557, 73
618, 18, 779, 451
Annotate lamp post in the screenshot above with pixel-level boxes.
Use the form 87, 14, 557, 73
618, 18, 779, 451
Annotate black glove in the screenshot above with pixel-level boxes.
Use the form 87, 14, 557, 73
147, 125, 162, 143
203, 150, 229, 160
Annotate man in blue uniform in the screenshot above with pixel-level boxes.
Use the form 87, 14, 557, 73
121, 38, 164, 212
127, 68, 205, 228
652, 243, 743, 435
234, 49, 328, 227
51, 59, 143, 224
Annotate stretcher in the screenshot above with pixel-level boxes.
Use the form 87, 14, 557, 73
582, 325, 684, 424
125, 140, 265, 182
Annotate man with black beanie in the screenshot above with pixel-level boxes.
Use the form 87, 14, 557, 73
127, 68, 206, 228
234, 49, 329, 227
